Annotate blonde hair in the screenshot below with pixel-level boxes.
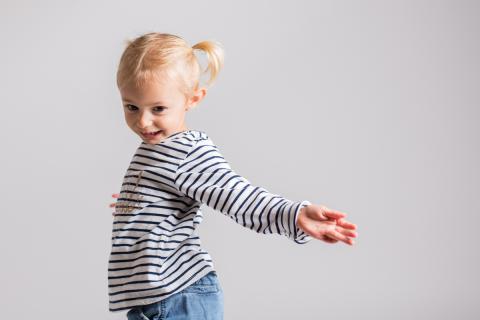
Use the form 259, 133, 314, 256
116, 32, 224, 101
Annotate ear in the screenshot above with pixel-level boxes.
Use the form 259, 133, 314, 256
186, 87, 207, 110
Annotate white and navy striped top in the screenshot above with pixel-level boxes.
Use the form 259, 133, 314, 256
108, 129, 313, 312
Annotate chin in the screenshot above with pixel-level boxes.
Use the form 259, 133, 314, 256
141, 137, 160, 143
139, 132, 163, 143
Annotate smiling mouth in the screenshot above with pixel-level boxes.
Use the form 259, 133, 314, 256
142, 130, 162, 138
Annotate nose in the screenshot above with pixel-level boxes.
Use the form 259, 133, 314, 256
137, 111, 153, 129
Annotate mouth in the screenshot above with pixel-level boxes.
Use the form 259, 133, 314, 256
141, 130, 162, 139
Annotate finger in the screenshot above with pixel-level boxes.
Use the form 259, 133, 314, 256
325, 229, 354, 246
112, 193, 120, 198
323, 209, 347, 220
337, 226, 358, 238
109, 203, 117, 208
344, 222, 358, 231
337, 219, 357, 230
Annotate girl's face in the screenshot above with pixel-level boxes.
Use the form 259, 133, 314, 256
119, 77, 205, 144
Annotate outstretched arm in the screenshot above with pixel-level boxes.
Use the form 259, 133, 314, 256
173, 138, 317, 244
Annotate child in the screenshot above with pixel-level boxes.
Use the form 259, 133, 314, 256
107, 32, 358, 319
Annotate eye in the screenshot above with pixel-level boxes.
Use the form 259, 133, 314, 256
153, 106, 166, 112
124, 104, 137, 111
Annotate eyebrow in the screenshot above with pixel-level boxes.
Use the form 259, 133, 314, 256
122, 99, 166, 106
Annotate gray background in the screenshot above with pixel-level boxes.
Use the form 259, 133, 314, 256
1, 0, 479, 319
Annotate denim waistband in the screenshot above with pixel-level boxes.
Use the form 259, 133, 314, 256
191, 271, 218, 286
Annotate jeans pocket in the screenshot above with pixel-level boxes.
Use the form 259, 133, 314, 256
181, 272, 221, 294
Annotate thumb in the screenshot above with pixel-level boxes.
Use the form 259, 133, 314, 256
322, 208, 347, 220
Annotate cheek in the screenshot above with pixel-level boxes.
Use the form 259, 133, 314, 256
153, 115, 168, 123
171, 109, 186, 119
124, 114, 136, 127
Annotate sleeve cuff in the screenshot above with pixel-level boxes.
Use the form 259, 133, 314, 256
293, 200, 313, 244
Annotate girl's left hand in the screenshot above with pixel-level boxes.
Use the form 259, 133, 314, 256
109, 193, 120, 216
296, 204, 358, 245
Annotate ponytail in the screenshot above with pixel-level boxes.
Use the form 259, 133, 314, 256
192, 40, 225, 87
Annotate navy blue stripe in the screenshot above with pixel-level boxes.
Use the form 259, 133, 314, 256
112, 236, 200, 248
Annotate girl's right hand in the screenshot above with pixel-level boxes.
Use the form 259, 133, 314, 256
296, 204, 358, 246
110, 193, 120, 216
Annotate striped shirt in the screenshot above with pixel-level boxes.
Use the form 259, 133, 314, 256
108, 129, 313, 312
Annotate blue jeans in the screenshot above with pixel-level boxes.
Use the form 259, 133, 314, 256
126, 271, 224, 320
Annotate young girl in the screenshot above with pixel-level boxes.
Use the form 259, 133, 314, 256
107, 32, 358, 319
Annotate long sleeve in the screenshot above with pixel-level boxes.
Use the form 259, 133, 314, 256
173, 137, 313, 244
